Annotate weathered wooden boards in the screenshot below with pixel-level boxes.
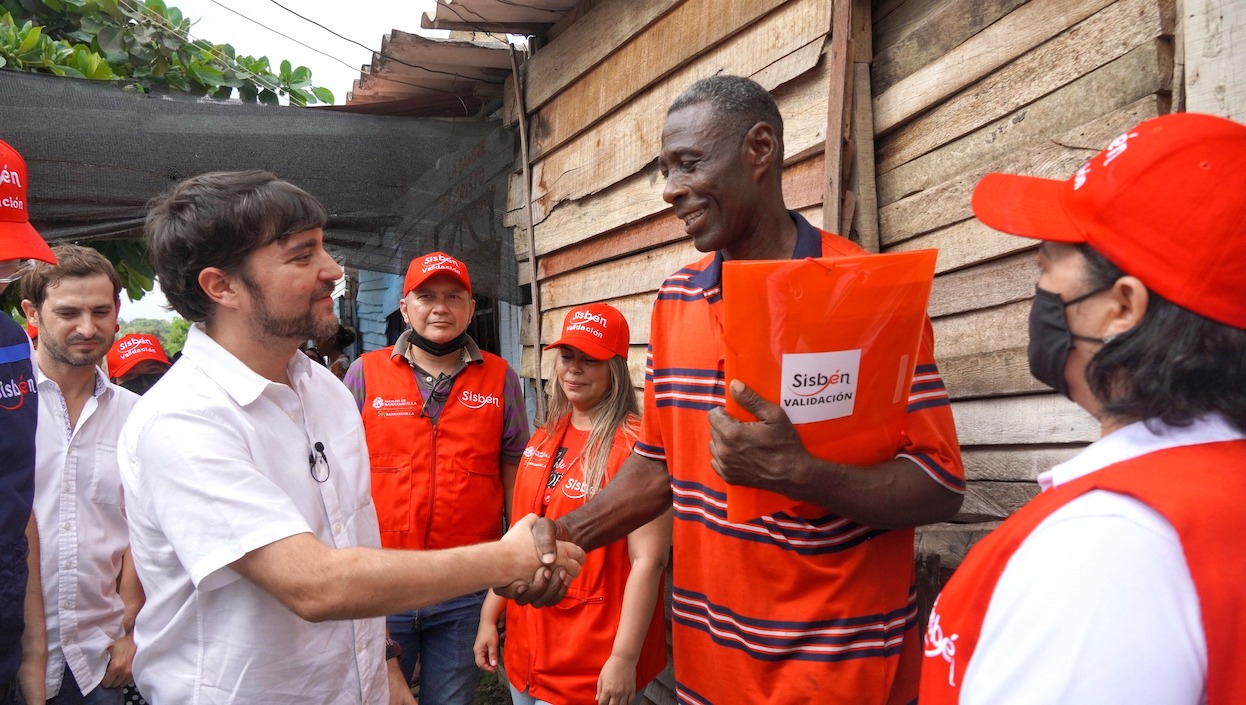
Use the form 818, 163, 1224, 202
1182, 0, 1246, 120
511, 41, 837, 264
506, 0, 832, 245
872, 0, 1029, 95
519, 0, 789, 162
874, 0, 1123, 136
501, 0, 683, 126
878, 0, 1174, 202
882, 94, 1168, 254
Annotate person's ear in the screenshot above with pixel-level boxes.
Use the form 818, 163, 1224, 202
20, 299, 39, 327
1104, 275, 1149, 338
743, 122, 779, 179
198, 267, 243, 311
398, 294, 412, 326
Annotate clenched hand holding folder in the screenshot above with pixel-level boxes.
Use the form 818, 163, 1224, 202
721, 249, 938, 521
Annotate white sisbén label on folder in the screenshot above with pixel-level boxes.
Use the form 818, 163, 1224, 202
779, 349, 862, 424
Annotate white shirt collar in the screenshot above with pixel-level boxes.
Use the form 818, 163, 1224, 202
180, 324, 314, 406
1039, 414, 1245, 491
35, 361, 113, 399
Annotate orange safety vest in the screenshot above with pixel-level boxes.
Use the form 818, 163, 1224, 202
359, 348, 508, 550
921, 440, 1246, 705
503, 416, 667, 705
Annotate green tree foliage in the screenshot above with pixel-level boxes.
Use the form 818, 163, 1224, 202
118, 314, 189, 356
0, 0, 337, 315
0, 0, 335, 105
165, 315, 188, 354
118, 315, 187, 355
119, 315, 171, 342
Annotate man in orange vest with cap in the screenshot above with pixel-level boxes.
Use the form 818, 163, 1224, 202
344, 252, 530, 704
0, 137, 54, 703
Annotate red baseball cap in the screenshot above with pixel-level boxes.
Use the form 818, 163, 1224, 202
545, 303, 630, 360
0, 139, 56, 264
972, 112, 1246, 329
25, 323, 36, 341
403, 251, 471, 296
107, 334, 170, 380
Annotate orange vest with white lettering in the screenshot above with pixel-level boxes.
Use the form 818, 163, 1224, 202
359, 348, 507, 550
503, 416, 667, 705
921, 440, 1246, 704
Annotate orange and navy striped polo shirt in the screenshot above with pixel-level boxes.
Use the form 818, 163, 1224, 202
636, 211, 964, 705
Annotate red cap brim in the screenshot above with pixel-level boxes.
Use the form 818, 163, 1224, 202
1, 222, 57, 263
544, 337, 618, 361
971, 172, 1087, 244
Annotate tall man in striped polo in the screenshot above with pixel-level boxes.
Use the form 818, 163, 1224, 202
505, 75, 965, 704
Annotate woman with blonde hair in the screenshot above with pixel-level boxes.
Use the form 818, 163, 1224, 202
475, 303, 669, 705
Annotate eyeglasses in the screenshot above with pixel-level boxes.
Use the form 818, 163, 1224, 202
0, 259, 35, 284
418, 373, 454, 420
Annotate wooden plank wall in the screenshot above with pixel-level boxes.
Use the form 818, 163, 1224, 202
871, 0, 1177, 577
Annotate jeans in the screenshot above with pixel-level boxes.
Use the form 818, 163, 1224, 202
509, 683, 647, 705
46, 668, 124, 705
507, 684, 555, 705
386, 590, 486, 705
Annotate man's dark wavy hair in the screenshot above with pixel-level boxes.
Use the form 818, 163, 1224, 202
144, 170, 327, 322
1081, 244, 1246, 434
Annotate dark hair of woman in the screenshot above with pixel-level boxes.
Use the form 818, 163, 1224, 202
1080, 244, 1246, 434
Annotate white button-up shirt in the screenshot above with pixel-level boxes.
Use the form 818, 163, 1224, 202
34, 366, 138, 696
119, 325, 387, 705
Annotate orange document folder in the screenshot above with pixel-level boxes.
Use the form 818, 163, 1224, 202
721, 249, 937, 522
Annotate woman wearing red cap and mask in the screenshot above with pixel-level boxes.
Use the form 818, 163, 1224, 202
474, 303, 669, 705
921, 113, 1246, 705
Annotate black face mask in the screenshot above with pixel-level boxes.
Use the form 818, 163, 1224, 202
408, 329, 469, 357
119, 373, 165, 396
1027, 286, 1111, 397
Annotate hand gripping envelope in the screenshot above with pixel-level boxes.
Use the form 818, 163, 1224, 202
721, 249, 938, 522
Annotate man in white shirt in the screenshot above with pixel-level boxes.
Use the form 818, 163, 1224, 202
19, 245, 142, 705
119, 170, 584, 705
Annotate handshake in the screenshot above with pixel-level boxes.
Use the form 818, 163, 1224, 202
497, 514, 582, 607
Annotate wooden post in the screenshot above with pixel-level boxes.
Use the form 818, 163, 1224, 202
849, 0, 880, 252
508, 45, 546, 422
822, 0, 854, 236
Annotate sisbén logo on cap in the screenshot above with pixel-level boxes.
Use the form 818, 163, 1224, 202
545, 303, 630, 361
403, 251, 472, 296
0, 138, 57, 267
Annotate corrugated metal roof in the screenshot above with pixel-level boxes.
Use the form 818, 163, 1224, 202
336, 1, 588, 117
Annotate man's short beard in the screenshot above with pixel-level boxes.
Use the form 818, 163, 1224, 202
240, 269, 338, 342
41, 333, 106, 369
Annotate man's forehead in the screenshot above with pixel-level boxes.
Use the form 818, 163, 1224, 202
45, 273, 117, 300
415, 273, 468, 292
278, 227, 324, 249
662, 102, 729, 149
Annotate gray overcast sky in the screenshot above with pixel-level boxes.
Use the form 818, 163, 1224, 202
171, 0, 441, 103
124, 0, 441, 320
